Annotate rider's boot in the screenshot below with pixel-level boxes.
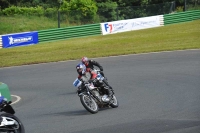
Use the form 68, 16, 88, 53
104, 86, 113, 102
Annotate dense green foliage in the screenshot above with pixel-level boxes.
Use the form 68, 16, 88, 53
1, 0, 199, 17
1, 0, 197, 10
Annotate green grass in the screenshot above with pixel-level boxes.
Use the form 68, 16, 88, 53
0, 20, 200, 68
0, 15, 63, 35
0, 15, 89, 35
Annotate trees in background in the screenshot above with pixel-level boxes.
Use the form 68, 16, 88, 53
0, 0, 194, 10
0, 0, 199, 23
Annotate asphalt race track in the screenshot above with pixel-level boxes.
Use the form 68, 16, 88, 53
0, 50, 200, 133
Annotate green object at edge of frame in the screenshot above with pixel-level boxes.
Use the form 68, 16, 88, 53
0, 82, 12, 102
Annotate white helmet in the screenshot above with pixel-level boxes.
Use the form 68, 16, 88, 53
76, 63, 86, 75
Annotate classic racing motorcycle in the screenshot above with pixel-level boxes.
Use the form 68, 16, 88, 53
73, 70, 118, 114
0, 100, 25, 133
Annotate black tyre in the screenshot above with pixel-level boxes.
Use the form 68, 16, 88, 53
0, 113, 25, 133
80, 95, 98, 114
110, 95, 119, 108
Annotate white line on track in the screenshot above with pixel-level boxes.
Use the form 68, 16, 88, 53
11, 95, 21, 105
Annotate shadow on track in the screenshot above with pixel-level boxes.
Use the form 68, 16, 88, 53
43, 106, 113, 117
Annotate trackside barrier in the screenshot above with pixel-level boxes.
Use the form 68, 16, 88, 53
164, 10, 200, 25
0, 10, 199, 46
38, 23, 101, 43
160, 15, 164, 26
0, 82, 11, 102
0, 35, 2, 49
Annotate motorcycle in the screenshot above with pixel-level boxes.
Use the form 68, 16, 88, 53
73, 71, 118, 114
0, 100, 25, 133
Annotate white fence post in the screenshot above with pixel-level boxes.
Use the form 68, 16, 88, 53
0, 35, 2, 49
159, 15, 164, 26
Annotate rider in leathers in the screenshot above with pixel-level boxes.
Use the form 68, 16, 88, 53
76, 63, 113, 100
0, 96, 7, 126
0, 96, 3, 126
81, 57, 105, 77
81, 57, 113, 89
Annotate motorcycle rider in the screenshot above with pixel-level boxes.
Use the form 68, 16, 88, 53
81, 57, 105, 77
0, 96, 4, 127
0, 96, 6, 127
76, 63, 113, 101
81, 56, 112, 89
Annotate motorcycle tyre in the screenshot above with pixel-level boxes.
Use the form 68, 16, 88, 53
80, 95, 99, 114
0, 113, 25, 133
110, 95, 119, 108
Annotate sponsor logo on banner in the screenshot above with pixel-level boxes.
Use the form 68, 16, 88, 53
104, 23, 113, 33
132, 19, 158, 27
103, 22, 128, 34
8, 36, 33, 45
2, 31, 38, 48
112, 22, 128, 32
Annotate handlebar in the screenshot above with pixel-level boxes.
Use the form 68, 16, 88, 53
0, 100, 12, 107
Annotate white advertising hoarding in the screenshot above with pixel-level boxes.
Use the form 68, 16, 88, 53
101, 15, 162, 35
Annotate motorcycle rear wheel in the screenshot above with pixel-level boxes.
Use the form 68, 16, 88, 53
0, 113, 25, 133
80, 95, 99, 114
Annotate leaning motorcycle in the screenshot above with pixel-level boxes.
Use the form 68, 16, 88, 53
73, 71, 118, 114
0, 100, 25, 133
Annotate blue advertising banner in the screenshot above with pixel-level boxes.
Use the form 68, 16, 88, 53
2, 31, 38, 48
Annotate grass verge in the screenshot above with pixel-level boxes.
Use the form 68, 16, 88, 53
0, 20, 200, 68
0, 15, 59, 35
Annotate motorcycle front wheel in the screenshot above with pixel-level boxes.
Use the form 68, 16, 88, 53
0, 113, 25, 133
110, 95, 119, 108
80, 95, 99, 114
